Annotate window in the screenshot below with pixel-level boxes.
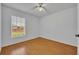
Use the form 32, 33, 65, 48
11, 16, 25, 38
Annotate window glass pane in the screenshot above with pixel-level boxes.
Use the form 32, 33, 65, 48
11, 16, 25, 38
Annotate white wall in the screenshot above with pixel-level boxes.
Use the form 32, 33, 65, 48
77, 4, 79, 54
0, 3, 1, 48
2, 5, 39, 47
40, 7, 77, 46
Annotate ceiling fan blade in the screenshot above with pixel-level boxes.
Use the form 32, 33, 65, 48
39, 3, 47, 7
42, 7, 49, 13
29, 3, 49, 13
30, 6, 38, 11
39, 3, 43, 6
36, 3, 45, 7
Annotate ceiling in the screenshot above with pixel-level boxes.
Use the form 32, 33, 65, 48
3, 3, 77, 18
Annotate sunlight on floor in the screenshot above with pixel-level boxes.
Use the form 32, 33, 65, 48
11, 47, 26, 55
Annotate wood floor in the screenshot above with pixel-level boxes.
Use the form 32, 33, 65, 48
1, 37, 77, 55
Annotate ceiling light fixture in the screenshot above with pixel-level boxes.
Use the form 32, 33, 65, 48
36, 6, 44, 12
34, 3, 46, 12
32, 3, 48, 12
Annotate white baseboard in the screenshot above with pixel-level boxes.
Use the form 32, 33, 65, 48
2, 35, 39, 47
2, 35, 77, 47
40, 35, 77, 47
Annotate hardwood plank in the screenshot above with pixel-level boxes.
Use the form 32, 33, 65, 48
1, 37, 77, 55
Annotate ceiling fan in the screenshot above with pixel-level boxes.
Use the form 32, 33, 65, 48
33, 3, 47, 12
